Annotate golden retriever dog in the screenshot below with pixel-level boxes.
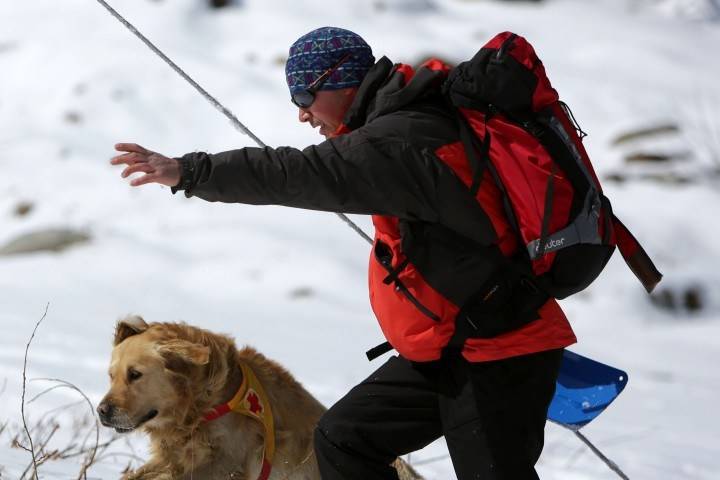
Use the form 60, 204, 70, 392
98, 315, 423, 480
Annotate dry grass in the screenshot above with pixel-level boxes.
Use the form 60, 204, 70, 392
0, 304, 143, 479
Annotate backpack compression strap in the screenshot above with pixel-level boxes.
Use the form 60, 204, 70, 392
612, 215, 662, 294
366, 341, 393, 361
526, 187, 603, 260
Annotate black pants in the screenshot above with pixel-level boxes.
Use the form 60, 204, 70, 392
314, 348, 563, 480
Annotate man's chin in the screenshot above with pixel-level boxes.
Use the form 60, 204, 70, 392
321, 129, 339, 139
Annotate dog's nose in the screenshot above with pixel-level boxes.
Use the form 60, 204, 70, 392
97, 401, 114, 420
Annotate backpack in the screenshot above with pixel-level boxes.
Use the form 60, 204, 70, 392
442, 31, 662, 299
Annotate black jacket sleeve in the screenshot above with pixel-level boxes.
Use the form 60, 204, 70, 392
173, 116, 497, 245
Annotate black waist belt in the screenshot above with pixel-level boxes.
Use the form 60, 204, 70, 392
446, 274, 549, 352
366, 275, 549, 361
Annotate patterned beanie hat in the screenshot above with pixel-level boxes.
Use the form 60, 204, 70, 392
285, 27, 375, 95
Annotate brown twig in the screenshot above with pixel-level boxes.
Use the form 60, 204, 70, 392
30, 378, 100, 479
20, 302, 50, 480
28, 384, 81, 405
6, 415, 128, 477
55, 437, 120, 461
30, 423, 60, 466
19, 420, 59, 480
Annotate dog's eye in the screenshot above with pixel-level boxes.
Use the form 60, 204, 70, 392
127, 368, 143, 382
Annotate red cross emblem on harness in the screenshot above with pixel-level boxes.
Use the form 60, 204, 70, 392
247, 390, 263, 415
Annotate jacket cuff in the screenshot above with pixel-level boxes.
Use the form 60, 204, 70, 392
171, 155, 197, 197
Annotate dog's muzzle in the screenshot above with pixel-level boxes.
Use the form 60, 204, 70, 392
97, 402, 158, 433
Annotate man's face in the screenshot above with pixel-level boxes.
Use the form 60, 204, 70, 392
298, 87, 357, 138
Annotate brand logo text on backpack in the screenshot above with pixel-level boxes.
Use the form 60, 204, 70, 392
541, 237, 565, 253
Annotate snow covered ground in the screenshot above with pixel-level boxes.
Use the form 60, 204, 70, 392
1, 0, 719, 478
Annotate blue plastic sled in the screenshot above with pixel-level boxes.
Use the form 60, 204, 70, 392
548, 350, 629, 430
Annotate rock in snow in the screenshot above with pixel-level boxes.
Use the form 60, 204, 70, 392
0, 228, 90, 256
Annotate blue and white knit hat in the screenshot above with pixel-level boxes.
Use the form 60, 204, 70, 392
285, 27, 375, 95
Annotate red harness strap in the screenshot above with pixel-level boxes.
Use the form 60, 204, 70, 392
203, 362, 275, 480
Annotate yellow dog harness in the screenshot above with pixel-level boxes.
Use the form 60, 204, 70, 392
203, 362, 275, 480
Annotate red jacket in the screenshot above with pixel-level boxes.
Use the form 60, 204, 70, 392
368, 140, 575, 362
175, 57, 577, 362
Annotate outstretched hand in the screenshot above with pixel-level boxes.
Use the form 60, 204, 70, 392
111, 143, 182, 187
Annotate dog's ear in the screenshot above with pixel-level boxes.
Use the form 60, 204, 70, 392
114, 315, 149, 346
155, 340, 210, 366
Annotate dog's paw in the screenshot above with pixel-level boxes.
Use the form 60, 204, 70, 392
121, 474, 173, 480
120, 467, 173, 480
121, 470, 150, 480
393, 458, 425, 480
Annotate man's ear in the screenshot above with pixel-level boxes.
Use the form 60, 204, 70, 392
114, 315, 149, 346
155, 340, 210, 366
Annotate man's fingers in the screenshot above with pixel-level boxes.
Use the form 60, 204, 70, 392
122, 163, 155, 178
115, 143, 151, 155
129, 173, 160, 187
111, 152, 147, 166
112, 144, 176, 187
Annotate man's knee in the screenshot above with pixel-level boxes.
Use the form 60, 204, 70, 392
314, 407, 356, 454
314, 407, 403, 480
314, 404, 393, 462
313, 413, 336, 453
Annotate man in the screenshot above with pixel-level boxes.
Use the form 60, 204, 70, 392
111, 27, 576, 480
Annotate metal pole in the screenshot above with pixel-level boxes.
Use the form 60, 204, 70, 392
574, 430, 630, 480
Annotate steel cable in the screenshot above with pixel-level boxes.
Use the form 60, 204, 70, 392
94, 0, 373, 245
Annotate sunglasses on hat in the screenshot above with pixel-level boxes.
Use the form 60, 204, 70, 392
291, 52, 353, 109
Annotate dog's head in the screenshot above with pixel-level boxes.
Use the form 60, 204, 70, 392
97, 315, 217, 433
